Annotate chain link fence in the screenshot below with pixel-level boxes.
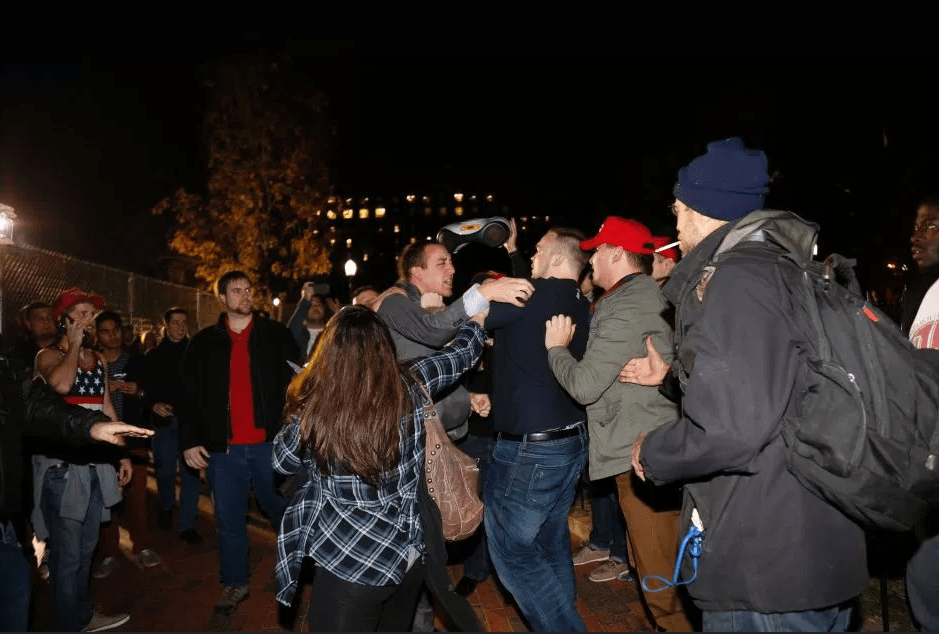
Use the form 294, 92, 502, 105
0, 244, 223, 337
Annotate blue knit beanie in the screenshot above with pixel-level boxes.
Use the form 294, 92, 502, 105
673, 137, 770, 221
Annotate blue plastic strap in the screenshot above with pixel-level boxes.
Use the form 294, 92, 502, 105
642, 524, 704, 593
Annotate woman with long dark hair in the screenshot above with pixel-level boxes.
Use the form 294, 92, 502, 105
272, 305, 486, 631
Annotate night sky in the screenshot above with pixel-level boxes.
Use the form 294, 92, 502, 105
3, 46, 938, 291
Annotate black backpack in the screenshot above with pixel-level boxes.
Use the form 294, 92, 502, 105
710, 213, 939, 533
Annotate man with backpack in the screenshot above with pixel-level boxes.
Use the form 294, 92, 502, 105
624, 138, 868, 631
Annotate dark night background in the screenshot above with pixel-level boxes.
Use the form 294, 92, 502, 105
3, 44, 938, 303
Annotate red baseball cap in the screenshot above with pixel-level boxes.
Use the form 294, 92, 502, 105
651, 236, 680, 262
580, 217, 655, 254
52, 287, 105, 319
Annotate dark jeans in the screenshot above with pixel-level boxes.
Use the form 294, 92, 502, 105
309, 561, 425, 632
702, 603, 853, 632
587, 475, 627, 562
41, 466, 104, 631
208, 443, 285, 586
0, 522, 31, 632
485, 431, 588, 632
152, 416, 202, 532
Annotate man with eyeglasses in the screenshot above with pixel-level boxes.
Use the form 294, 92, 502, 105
622, 138, 868, 632
181, 270, 300, 617
902, 193, 939, 336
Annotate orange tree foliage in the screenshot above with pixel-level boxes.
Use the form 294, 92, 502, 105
153, 57, 332, 306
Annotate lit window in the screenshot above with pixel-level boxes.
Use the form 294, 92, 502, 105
375, 207, 386, 218
330, 238, 336, 245
326, 210, 337, 220
313, 229, 319, 235
342, 208, 353, 219
545, 215, 550, 222
359, 208, 369, 219
394, 224, 400, 233
346, 238, 352, 248
486, 194, 494, 202
406, 194, 416, 203
327, 196, 336, 204
454, 206, 464, 217
439, 207, 448, 216
520, 216, 528, 222
423, 207, 432, 216
410, 237, 417, 244
363, 253, 369, 262
422, 195, 430, 203
454, 192, 464, 202
345, 197, 353, 204
362, 197, 369, 203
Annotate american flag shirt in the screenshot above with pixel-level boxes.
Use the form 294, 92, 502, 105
273, 321, 485, 605
65, 352, 107, 412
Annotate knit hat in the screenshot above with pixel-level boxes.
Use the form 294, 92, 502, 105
52, 287, 105, 319
651, 236, 679, 262
580, 217, 655, 254
673, 137, 770, 221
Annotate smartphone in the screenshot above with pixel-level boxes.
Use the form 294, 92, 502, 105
57, 314, 74, 338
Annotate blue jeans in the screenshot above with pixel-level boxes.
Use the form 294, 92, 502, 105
907, 533, 939, 631
152, 416, 202, 532
0, 522, 31, 632
587, 475, 627, 562
208, 443, 285, 586
702, 604, 853, 632
484, 430, 588, 632
41, 466, 104, 631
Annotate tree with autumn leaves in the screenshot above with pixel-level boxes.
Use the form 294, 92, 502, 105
153, 56, 333, 307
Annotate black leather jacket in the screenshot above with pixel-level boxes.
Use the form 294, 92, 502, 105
0, 337, 110, 518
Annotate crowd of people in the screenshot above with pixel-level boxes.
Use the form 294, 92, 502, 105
2, 135, 938, 632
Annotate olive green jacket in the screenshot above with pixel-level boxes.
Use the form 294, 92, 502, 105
548, 273, 677, 481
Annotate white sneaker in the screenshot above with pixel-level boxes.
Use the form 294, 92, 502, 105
82, 611, 130, 632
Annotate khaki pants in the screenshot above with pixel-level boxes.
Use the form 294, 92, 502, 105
616, 470, 694, 632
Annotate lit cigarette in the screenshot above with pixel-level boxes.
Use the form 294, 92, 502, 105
655, 241, 679, 253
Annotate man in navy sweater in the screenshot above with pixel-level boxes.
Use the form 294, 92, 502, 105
483, 227, 591, 632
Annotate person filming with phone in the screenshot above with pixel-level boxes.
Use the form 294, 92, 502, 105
31, 288, 134, 631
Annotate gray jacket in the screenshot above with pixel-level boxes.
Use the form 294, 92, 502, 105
548, 273, 676, 480
377, 282, 472, 439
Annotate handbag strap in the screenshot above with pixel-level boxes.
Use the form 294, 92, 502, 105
415, 379, 439, 421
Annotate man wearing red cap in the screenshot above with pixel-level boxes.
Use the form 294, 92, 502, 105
33, 288, 132, 632
650, 236, 680, 287
544, 217, 693, 632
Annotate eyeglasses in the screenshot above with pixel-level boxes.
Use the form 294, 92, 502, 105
913, 223, 939, 236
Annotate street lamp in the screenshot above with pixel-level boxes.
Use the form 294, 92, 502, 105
344, 258, 358, 304
0, 204, 15, 246
0, 204, 15, 335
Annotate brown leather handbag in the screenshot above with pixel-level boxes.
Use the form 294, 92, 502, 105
419, 383, 484, 541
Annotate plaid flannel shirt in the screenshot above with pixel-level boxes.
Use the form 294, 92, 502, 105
273, 321, 485, 605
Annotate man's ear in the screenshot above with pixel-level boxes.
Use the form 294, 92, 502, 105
409, 266, 423, 285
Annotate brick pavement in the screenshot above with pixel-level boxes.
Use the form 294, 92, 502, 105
26, 473, 916, 631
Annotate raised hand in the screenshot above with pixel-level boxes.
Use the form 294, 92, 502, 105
619, 335, 669, 386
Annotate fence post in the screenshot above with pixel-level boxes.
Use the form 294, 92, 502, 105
127, 274, 135, 325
